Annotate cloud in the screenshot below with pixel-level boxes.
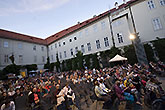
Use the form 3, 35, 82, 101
0, 0, 71, 16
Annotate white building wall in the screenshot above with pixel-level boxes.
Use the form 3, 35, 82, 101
0, 38, 47, 70
131, 0, 165, 42
48, 17, 113, 63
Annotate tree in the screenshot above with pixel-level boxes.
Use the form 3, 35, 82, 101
66, 59, 72, 71
9, 54, 15, 64
76, 51, 84, 70
56, 53, 61, 72
3, 64, 21, 76
123, 45, 137, 64
84, 54, 91, 69
44, 57, 50, 69
72, 57, 78, 70
152, 38, 165, 62
91, 53, 99, 69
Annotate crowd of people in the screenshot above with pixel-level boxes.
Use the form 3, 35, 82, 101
0, 61, 165, 110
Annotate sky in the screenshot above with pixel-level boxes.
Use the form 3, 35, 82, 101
0, 0, 123, 39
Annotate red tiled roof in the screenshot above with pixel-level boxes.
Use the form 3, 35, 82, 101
46, 0, 137, 44
0, 29, 47, 45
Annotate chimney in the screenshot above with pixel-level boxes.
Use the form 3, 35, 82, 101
123, 0, 127, 4
115, 2, 119, 9
77, 21, 80, 24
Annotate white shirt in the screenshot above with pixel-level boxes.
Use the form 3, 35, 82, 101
1, 101, 15, 110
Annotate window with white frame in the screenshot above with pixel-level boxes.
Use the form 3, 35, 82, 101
159, 0, 165, 6
58, 42, 61, 47
81, 45, 85, 53
51, 45, 53, 50
41, 47, 44, 51
33, 45, 36, 51
75, 47, 78, 53
104, 37, 109, 47
34, 56, 37, 62
18, 43, 22, 49
152, 18, 162, 30
69, 39, 72, 42
87, 43, 91, 51
74, 36, 77, 40
101, 21, 106, 29
55, 43, 57, 48
4, 55, 9, 63
59, 52, 62, 59
148, 0, 155, 9
70, 48, 73, 56
63, 41, 65, 45
4, 41, 8, 48
85, 29, 88, 35
117, 33, 124, 43
93, 24, 97, 32
96, 40, 101, 49
64, 51, 67, 58
18, 55, 23, 63
51, 55, 54, 61
42, 56, 45, 62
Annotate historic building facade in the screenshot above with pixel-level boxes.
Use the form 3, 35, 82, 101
0, 0, 165, 70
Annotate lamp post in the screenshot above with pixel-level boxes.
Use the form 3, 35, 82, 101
97, 52, 103, 68
128, 4, 148, 65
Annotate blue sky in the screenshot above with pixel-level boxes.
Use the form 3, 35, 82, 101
0, 0, 123, 39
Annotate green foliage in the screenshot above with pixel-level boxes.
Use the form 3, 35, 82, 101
123, 45, 137, 64
72, 57, 78, 70
0, 70, 7, 80
91, 53, 99, 69
144, 44, 154, 62
76, 51, 84, 70
24, 64, 37, 72
65, 59, 72, 71
44, 57, 50, 69
61, 60, 66, 72
84, 54, 91, 69
152, 38, 165, 62
108, 46, 121, 59
56, 53, 61, 72
3, 64, 21, 75
9, 54, 15, 64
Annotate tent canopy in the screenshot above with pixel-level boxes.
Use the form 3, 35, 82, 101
109, 54, 127, 62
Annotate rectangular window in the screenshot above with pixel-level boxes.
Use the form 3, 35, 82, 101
58, 42, 61, 47
148, 0, 155, 9
41, 47, 44, 51
87, 43, 91, 51
75, 47, 78, 53
33, 45, 36, 51
93, 24, 97, 32
34, 56, 37, 62
160, 0, 165, 6
85, 29, 88, 35
59, 52, 62, 59
81, 45, 85, 53
117, 33, 124, 43
104, 37, 109, 47
152, 18, 162, 30
4, 55, 9, 63
51, 45, 53, 50
51, 55, 54, 61
64, 51, 67, 58
101, 21, 106, 29
70, 48, 73, 56
96, 40, 101, 49
4, 41, 8, 48
42, 56, 45, 62
55, 43, 57, 48
18, 55, 23, 63
18, 43, 22, 49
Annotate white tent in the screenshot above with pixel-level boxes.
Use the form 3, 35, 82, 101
109, 54, 127, 62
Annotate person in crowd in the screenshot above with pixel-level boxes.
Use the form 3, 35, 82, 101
1, 98, 15, 110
